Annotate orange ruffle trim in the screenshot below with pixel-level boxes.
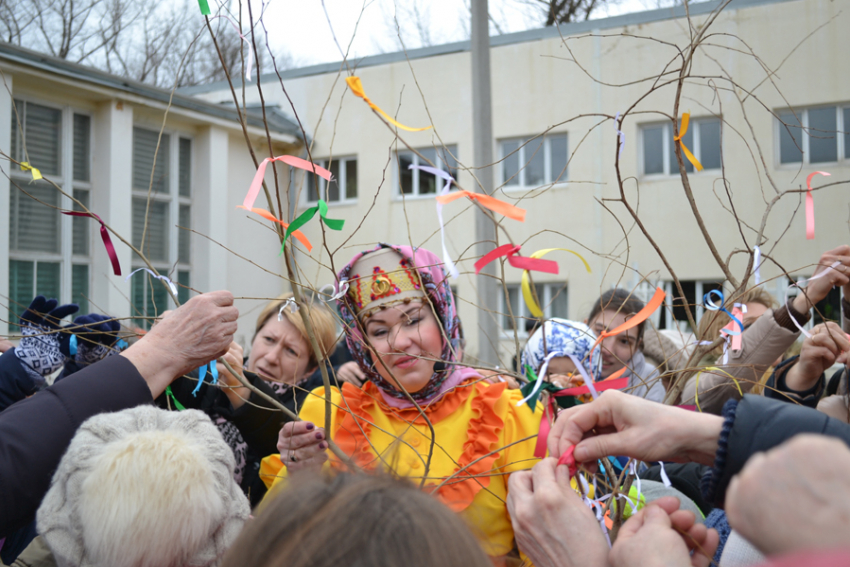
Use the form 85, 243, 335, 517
333, 380, 507, 512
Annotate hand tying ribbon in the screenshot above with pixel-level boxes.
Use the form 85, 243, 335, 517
63, 211, 122, 276
558, 445, 578, 478
675, 113, 704, 172
277, 298, 299, 320
474, 244, 558, 275
345, 76, 432, 132
436, 190, 526, 222
614, 112, 625, 160
208, 16, 254, 80
785, 261, 842, 338
192, 359, 219, 397
319, 280, 350, 302
522, 248, 591, 318
805, 171, 831, 240
238, 206, 313, 251
126, 268, 178, 296
20, 162, 42, 181
408, 164, 459, 279
753, 245, 762, 285
198, 0, 211, 15
283, 199, 344, 248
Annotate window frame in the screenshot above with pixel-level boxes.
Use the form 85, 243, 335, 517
304, 155, 358, 205
775, 105, 847, 167
498, 282, 569, 338
640, 117, 722, 177
8, 96, 94, 318
393, 145, 459, 199
499, 133, 569, 191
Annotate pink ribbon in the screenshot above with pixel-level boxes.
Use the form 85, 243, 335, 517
474, 244, 558, 275
243, 156, 333, 210
805, 171, 831, 240
62, 211, 121, 276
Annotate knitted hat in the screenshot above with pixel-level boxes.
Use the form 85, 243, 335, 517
37, 406, 250, 567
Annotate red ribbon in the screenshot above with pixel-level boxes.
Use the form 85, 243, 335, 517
474, 244, 559, 275
534, 398, 556, 459
553, 376, 629, 398
62, 211, 121, 276
557, 445, 578, 478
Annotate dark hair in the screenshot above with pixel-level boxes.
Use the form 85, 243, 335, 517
221, 473, 492, 567
587, 288, 647, 342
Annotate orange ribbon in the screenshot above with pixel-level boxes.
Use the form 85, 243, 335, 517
675, 114, 704, 172
345, 76, 432, 132
237, 206, 313, 251
436, 190, 526, 222
593, 287, 666, 349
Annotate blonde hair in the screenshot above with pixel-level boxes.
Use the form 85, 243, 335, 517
696, 287, 777, 358
254, 293, 338, 367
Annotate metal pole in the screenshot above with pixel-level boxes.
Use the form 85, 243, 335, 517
471, 0, 500, 366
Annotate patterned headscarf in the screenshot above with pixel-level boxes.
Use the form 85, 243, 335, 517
337, 244, 476, 407
520, 319, 600, 381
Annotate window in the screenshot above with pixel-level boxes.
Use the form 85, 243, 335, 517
500, 134, 568, 188
500, 282, 568, 335
8, 99, 92, 322
778, 106, 848, 165
655, 280, 723, 332
396, 145, 458, 196
306, 156, 357, 203
131, 127, 192, 328
641, 118, 722, 175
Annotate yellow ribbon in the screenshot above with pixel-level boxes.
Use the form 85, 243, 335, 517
521, 248, 592, 318
345, 76, 432, 132
674, 113, 704, 172
693, 366, 742, 413
20, 162, 42, 181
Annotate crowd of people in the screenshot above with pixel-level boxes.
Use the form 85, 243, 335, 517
1, 243, 850, 567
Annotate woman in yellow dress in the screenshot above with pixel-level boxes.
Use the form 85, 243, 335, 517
260, 244, 542, 560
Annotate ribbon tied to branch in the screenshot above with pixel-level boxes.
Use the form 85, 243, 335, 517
345, 76, 432, 132
675, 113, 704, 172
437, 190, 526, 222
408, 164, 459, 279
474, 244, 559, 276
283, 199, 345, 248
805, 171, 831, 240
521, 248, 591, 318
20, 162, 42, 181
126, 268, 178, 296
63, 211, 122, 276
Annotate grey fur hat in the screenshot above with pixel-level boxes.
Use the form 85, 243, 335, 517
37, 406, 250, 567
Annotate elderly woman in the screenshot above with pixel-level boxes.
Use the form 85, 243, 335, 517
163, 293, 337, 505
260, 245, 541, 560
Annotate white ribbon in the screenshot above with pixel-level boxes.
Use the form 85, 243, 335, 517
516, 350, 598, 407
785, 260, 842, 338
277, 298, 299, 321
408, 164, 459, 279
319, 280, 349, 302
516, 351, 560, 407
753, 246, 762, 285
208, 16, 254, 81
658, 461, 672, 487
126, 268, 178, 297
629, 460, 642, 511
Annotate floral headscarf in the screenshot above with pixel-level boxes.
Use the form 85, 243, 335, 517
336, 243, 476, 408
520, 319, 600, 382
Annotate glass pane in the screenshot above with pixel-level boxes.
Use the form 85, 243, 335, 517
549, 135, 568, 183
73, 114, 91, 182
642, 125, 665, 174
36, 262, 61, 304
327, 161, 340, 202
345, 159, 357, 199
808, 107, 837, 163
72, 264, 89, 315
132, 198, 169, 263
177, 270, 191, 305
503, 285, 520, 330
131, 273, 147, 328
306, 170, 319, 202
9, 180, 61, 253
72, 189, 90, 256
525, 137, 545, 186
9, 259, 34, 324
502, 140, 520, 186
439, 145, 459, 182
548, 284, 568, 319
845, 108, 850, 160
178, 205, 191, 264
779, 111, 803, 164
10, 100, 21, 162
132, 128, 170, 193
669, 122, 693, 174
418, 148, 437, 195
698, 120, 722, 170
398, 152, 414, 194
178, 137, 191, 197
22, 102, 62, 176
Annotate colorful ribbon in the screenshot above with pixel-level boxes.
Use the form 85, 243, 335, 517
436, 190, 526, 222
805, 171, 831, 240
553, 375, 629, 398
198, 0, 211, 15
237, 206, 313, 251
20, 162, 42, 181
753, 245, 762, 285
63, 211, 122, 276
474, 244, 559, 276
785, 261, 842, 338
704, 289, 744, 335
345, 76, 432, 132
675, 113, 704, 172
521, 248, 592, 318
409, 164, 459, 279
693, 366, 742, 412
243, 156, 333, 211
517, 352, 560, 409
283, 199, 344, 248
557, 445, 578, 478
192, 359, 219, 397
208, 16, 253, 80
69, 334, 77, 356
126, 267, 178, 297
615, 112, 625, 159
166, 385, 186, 410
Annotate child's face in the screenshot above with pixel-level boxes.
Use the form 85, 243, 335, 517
547, 356, 585, 389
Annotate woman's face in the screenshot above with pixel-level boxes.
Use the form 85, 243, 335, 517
364, 301, 444, 393
587, 309, 640, 379
248, 316, 314, 385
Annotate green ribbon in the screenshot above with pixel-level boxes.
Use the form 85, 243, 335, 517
519, 364, 582, 411
198, 0, 211, 15
166, 386, 186, 411
281, 199, 345, 254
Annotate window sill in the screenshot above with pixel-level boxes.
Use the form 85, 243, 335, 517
304, 199, 359, 208
392, 193, 442, 201
640, 169, 721, 179
500, 182, 569, 192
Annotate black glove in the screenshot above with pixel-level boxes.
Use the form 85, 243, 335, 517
14, 296, 79, 382
62, 313, 123, 366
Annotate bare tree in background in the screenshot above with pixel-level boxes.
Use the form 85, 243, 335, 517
0, 0, 293, 88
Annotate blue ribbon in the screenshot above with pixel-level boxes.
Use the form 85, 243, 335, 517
69, 334, 77, 356
704, 289, 744, 335
191, 359, 220, 397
